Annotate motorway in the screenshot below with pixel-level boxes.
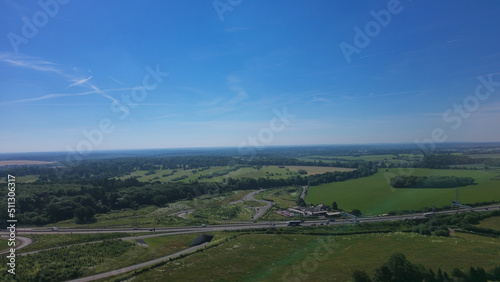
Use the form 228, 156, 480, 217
7, 204, 499, 236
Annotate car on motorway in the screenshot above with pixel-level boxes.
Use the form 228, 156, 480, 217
133, 226, 139, 230
51, 227, 59, 231
201, 224, 206, 227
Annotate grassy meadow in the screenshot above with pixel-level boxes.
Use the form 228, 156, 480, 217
306, 168, 500, 215
477, 216, 500, 231
118, 231, 500, 281
116, 165, 353, 183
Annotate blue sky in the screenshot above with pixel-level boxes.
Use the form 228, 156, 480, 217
1, 0, 500, 153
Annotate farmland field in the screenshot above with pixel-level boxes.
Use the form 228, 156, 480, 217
0, 174, 39, 183
285, 166, 354, 174
306, 168, 500, 214
117, 165, 296, 183
298, 154, 423, 164
116, 165, 356, 183
477, 216, 500, 231
0, 160, 53, 166
468, 153, 500, 159
122, 231, 500, 281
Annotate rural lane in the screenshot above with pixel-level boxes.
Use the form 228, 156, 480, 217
229, 189, 274, 220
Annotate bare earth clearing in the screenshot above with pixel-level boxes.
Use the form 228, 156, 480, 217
0, 160, 53, 167
285, 165, 355, 175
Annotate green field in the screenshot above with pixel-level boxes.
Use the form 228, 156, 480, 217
306, 168, 500, 215
298, 154, 423, 164
121, 231, 500, 281
20, 233, 130, 253
117, 165, 358, 184
285, 166, 354, 174
468, 153, 500, 159
0, 239, 10, 251
477, 216, 500, 231
117, 165, 297, 183
0, 174, 38, 183
255, 186, 301, 209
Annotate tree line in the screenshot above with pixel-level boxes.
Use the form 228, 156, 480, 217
390, 175, 475, 189
352, 252, 500, 282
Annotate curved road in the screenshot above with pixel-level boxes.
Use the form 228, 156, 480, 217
229, 189, 273, 220
300, 185, 308, 199
175, 189, 275, 221
0, 236, 32, 255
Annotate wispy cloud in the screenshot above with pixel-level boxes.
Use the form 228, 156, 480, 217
88, 84, 129, 114
359, 49, 398, 59
0, 87, 134, 106
0, 52, 131, 112
0, 52, 65, 77
107, 75, 124, 85
68, 75, 93, 88
225, 27, 250, 32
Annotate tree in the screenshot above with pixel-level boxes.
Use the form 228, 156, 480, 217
437, 268, 444, 282
296, 198, 306, 207
373, 265, 391, 282
351, 209, 362, 217
332, 201, 338, 210
451, 268, 465, 280
74, 206, 96, 224
352, 270, 372, 282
